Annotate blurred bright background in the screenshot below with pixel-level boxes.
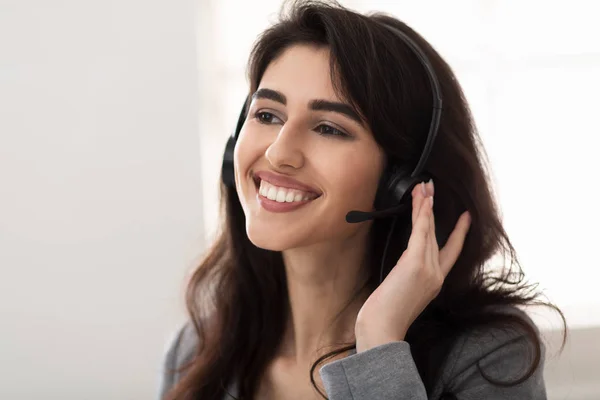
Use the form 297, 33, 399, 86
1, 0, 598, 399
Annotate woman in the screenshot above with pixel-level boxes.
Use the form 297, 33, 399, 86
159, 1, 565, 399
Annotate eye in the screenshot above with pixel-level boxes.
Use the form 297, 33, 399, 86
254, 111, 350, 138
315, 124, 349, 138
255, 111, 283, 125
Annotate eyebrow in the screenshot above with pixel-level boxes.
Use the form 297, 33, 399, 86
252, 88, 364, 126
252, 88, 287, 104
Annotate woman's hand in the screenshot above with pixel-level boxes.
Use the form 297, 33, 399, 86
355, 180, 472, 353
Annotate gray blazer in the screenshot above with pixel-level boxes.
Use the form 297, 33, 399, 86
158, 307, 547, 399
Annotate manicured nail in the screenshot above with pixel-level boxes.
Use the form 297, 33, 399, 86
421, 182, 427, 196
427, 179, 434, 197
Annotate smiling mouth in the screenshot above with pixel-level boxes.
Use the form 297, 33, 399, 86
252, 177, 322, 203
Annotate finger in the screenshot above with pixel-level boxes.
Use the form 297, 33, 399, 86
439, 211, 472, 276
407, 195, 432, 255
425, 198, 436, 270
425, 181, 439, 263
420, 179, 438, 268
412, 182, 427, 226
428, 197, 439, 265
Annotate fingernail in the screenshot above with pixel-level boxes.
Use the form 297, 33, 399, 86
426, 179, 434, 197
421, 181, 427, 196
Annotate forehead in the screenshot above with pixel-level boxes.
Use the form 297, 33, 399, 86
258, 44, 343, 103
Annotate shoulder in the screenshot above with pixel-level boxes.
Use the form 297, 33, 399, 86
158, 321, 199, 399
444, 306, 542, 373
434, 306, 546, 398
164, 320, 199, 369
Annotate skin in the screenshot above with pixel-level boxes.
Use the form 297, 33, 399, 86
234, 44, 471, 399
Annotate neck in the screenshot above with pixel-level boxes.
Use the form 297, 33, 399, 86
277, 226, 373, 367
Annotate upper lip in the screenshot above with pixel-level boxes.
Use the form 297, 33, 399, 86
253, 170, 322, 195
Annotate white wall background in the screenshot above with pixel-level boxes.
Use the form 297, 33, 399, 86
0, 0, 203, 399
1, 0, 599, 399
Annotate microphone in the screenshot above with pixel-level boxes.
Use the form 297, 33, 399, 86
345, 203, 409, 223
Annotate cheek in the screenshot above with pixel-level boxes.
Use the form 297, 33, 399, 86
325, 156, 383, 207
233, 129, 260, 188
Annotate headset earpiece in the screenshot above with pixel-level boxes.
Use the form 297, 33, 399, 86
221, 98, 249, 187
375, 164, 430, 211
221, 135, 237, 187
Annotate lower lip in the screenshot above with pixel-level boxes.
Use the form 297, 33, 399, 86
256, 189, 318, 213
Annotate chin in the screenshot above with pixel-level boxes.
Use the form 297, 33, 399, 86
245, 222, 305, 252
246, 229, 289, 252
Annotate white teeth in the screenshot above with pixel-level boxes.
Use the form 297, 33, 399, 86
285, 191, 295, 202
276, 189, 287, 202
258, 179, 318, 203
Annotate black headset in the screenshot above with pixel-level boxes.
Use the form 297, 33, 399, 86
221, 23, 443, 284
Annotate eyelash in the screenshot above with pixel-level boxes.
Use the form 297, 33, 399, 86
254, 111, 350, 138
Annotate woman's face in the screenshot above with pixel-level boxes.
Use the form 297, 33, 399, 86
234, 44, 386, 251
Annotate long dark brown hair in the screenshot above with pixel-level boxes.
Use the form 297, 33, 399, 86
165, 1, 566, 399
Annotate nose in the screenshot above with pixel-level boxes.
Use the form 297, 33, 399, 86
265, 122, 305, 171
